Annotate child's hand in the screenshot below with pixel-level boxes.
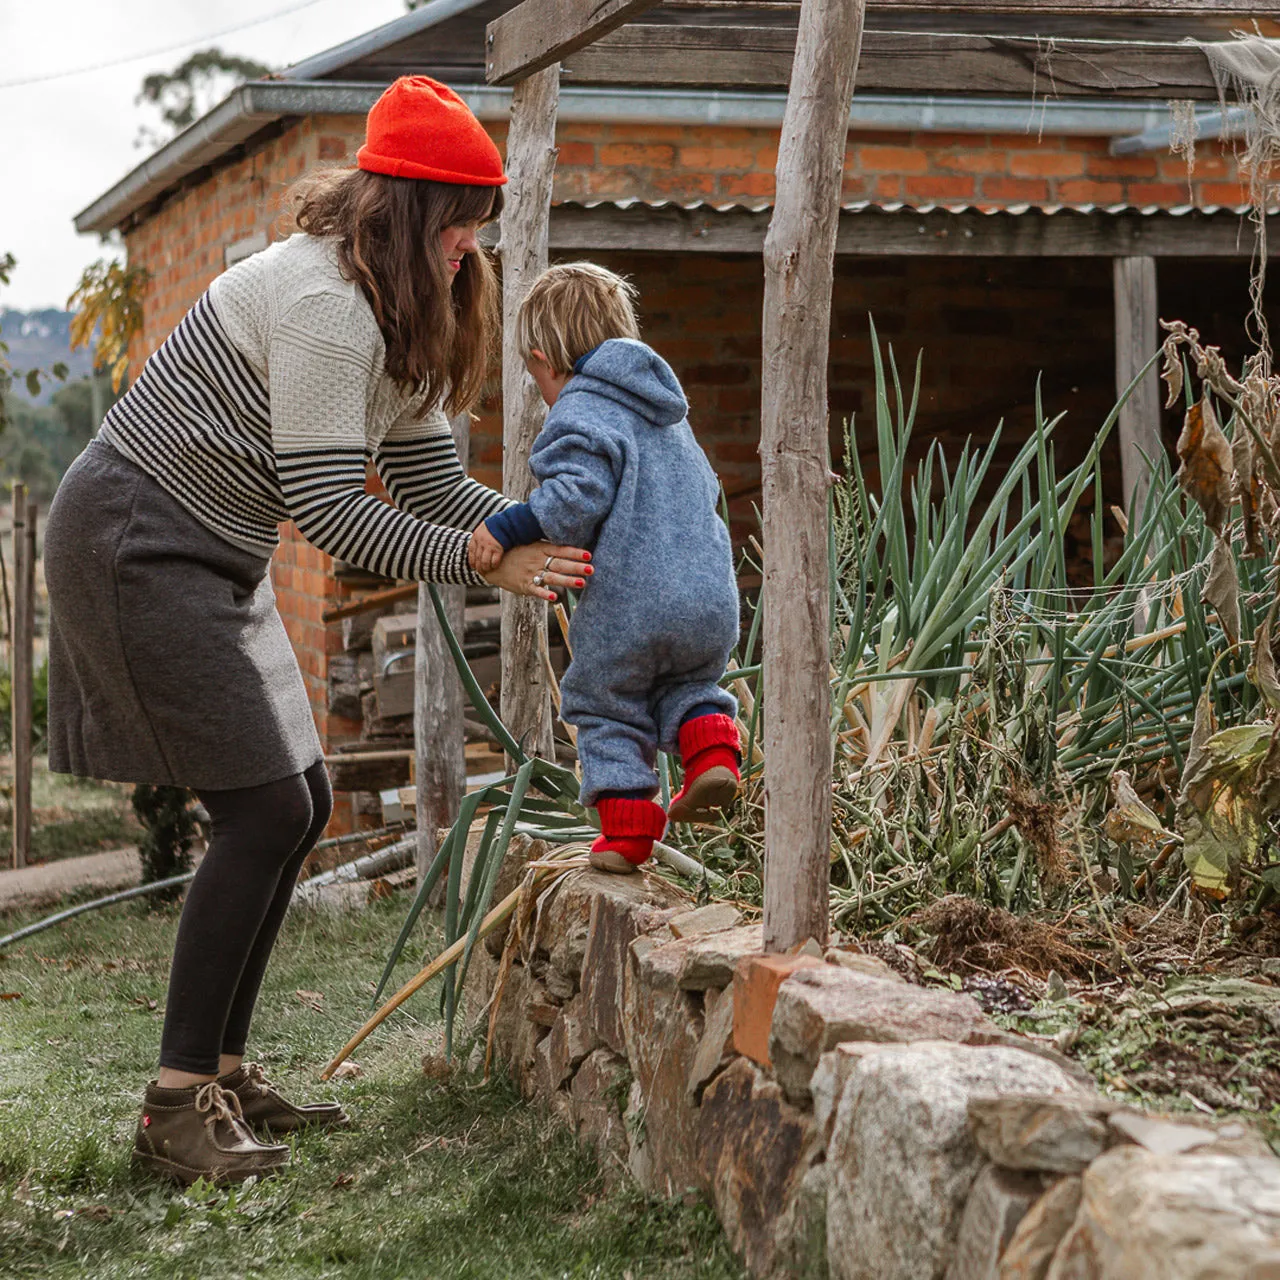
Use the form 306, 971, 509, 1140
469, 521, 505, 574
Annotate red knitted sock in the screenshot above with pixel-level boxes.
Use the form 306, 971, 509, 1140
668, 713, 741, 821
592, 797, 667, 867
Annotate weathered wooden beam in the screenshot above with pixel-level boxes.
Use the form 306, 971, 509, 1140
545, 205, 1265, 258
489, 0, 1260, 87
498, 66, 561, 768
761, 0, 864, 952
415, 411, 471, 885
487, 0, 663, 86
1114, 255, 1165, 517
561, 27, 1220, 98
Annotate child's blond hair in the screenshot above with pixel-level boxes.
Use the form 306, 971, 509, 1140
517, 262, 641, 373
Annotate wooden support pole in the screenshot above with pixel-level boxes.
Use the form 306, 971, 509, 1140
1113, 255, 1164, 518
760, 0, 865, 952
498, 65, 560, 768
11, 488, 34, 871
415, 412, 472, 886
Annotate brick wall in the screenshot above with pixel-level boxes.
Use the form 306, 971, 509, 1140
119, 107, 1254, 771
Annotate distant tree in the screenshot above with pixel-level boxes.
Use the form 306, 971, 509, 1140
0, 254, 67, 436
136, 47, 272, 147
67, 258, 148, 393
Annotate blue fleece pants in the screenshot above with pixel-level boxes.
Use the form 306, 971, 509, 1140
560, 625, 737, 807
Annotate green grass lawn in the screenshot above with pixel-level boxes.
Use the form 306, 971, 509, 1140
0, 894, 743, 1279
0, 757, 140, 864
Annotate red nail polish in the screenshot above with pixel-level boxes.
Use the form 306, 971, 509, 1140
575, 579, 585, 588
584, 566, 594, 575
582, 552, 592, 562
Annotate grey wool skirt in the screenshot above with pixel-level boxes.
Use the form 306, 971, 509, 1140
44, 439, 323, 791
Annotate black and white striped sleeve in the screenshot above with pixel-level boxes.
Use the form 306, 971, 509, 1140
375, 408, 510, 533
269, 295, 486, 585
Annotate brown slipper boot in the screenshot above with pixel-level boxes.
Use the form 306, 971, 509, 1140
220, 1063, 351, 1136
132, 1080, 290, 1187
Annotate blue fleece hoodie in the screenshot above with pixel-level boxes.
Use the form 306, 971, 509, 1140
510, 338, 740, 805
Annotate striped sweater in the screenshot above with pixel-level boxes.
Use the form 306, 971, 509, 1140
99, 233, 508, 585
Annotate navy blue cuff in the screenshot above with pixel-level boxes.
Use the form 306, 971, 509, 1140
484, 503, 546, 551
573, 344, 603, 374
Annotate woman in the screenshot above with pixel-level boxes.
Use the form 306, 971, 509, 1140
43, 76, 590, 1187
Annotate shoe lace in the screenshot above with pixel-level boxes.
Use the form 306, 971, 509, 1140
194, 1081, 245, 1131
242, 1062, 273, 1097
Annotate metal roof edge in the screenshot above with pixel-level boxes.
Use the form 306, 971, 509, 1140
279, 0, 492, 82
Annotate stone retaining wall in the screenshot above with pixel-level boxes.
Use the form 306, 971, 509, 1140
464, 865, 1280, 1279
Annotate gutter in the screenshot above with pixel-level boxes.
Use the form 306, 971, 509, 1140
75, 80, 1179, 237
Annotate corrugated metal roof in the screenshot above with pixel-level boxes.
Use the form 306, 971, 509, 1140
555, 197, 1259, 217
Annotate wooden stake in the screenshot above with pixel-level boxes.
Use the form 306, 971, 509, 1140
498, 64, 561, 769
1114, 255, 1164, 519
415, 412, 471, 887
759, 0, 865, 951
11, 489, 34, 871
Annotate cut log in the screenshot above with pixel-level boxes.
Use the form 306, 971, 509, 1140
1113, 255, 1164, 518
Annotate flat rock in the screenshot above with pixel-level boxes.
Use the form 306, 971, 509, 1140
771, 965, 992, 1103
569, 1048, 632, 1183
548, 992, 600, 1090
968, 1094, 1114, 1174
1107, 1109, 1273, 1159
1047, 1147, 1280, 1279
999, 1176, 1082, 1280
669, 902, 742, 939
699, 1057, 822, 1278
824, 948, 907, 983
812, 1043, 894, 1146
622, 932, 705, 1197
677, 924, 765, 990
826, 1041, 1088, 1280
688, 984, 737, 1102
580, 884, 680, 1056
947, 1165, 1045, 1280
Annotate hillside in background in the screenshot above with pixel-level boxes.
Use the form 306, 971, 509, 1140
1, 309, 96, 404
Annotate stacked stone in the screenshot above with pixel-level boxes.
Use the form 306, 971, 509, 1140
464, 868, 1280, 1279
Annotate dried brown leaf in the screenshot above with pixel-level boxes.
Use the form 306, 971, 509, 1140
1162, 333, 1185, 409
1249, 612, 1280, 711
1231, 423, 1264, 555
1177, 394, 1234, 532
1201, 533, 1241, 646
1104, 770, 1173, 847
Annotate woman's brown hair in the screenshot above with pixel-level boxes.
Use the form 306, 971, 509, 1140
287, 168, 503, 415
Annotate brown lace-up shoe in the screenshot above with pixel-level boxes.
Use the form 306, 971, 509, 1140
132, 1080, 290, 1187
220, 1062, 351, 1136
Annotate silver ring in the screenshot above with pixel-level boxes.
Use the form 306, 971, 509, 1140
543, 555, 555, 571
533, 571, 547, 588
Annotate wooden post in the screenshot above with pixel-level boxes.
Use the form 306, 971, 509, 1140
1113, 255, 1164, 519
11, 488, 34, 870
498, 65, 560, 766
414, 412, 472, 885
760, 0, 865, 952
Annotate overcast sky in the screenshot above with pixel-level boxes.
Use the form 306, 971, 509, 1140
1, 0, 407, 310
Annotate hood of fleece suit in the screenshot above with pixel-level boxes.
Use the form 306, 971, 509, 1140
568, 338, 688, 427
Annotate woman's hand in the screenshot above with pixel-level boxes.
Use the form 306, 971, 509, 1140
484, 541, 592, 602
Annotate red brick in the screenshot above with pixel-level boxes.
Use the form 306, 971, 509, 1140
1055, 179, 1129, 204
555, 141, 595, 167
317, 135, 348, 161
678, 145, 756, 171
1009, 150, 1085, 178
719, 173, 775, 199
732, 955, 824, 1067
979, 177, 1054, 203
599, 142, 675, 167
1200, 181, 1250, 205
1088, 153, 1160, 179
1128, 182, 1204, 206
936, 150, 1008, 175
903, 174, 977, 202
857, 145, 930, 175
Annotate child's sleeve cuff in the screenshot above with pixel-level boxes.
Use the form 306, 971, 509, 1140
484, 502, 546, 551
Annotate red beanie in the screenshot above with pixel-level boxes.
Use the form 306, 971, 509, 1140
357, 76, 507, 187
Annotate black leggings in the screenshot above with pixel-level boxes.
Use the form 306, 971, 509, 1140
159, 761, 333, 1074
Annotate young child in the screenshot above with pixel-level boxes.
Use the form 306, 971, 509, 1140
469, 263, 742, 873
